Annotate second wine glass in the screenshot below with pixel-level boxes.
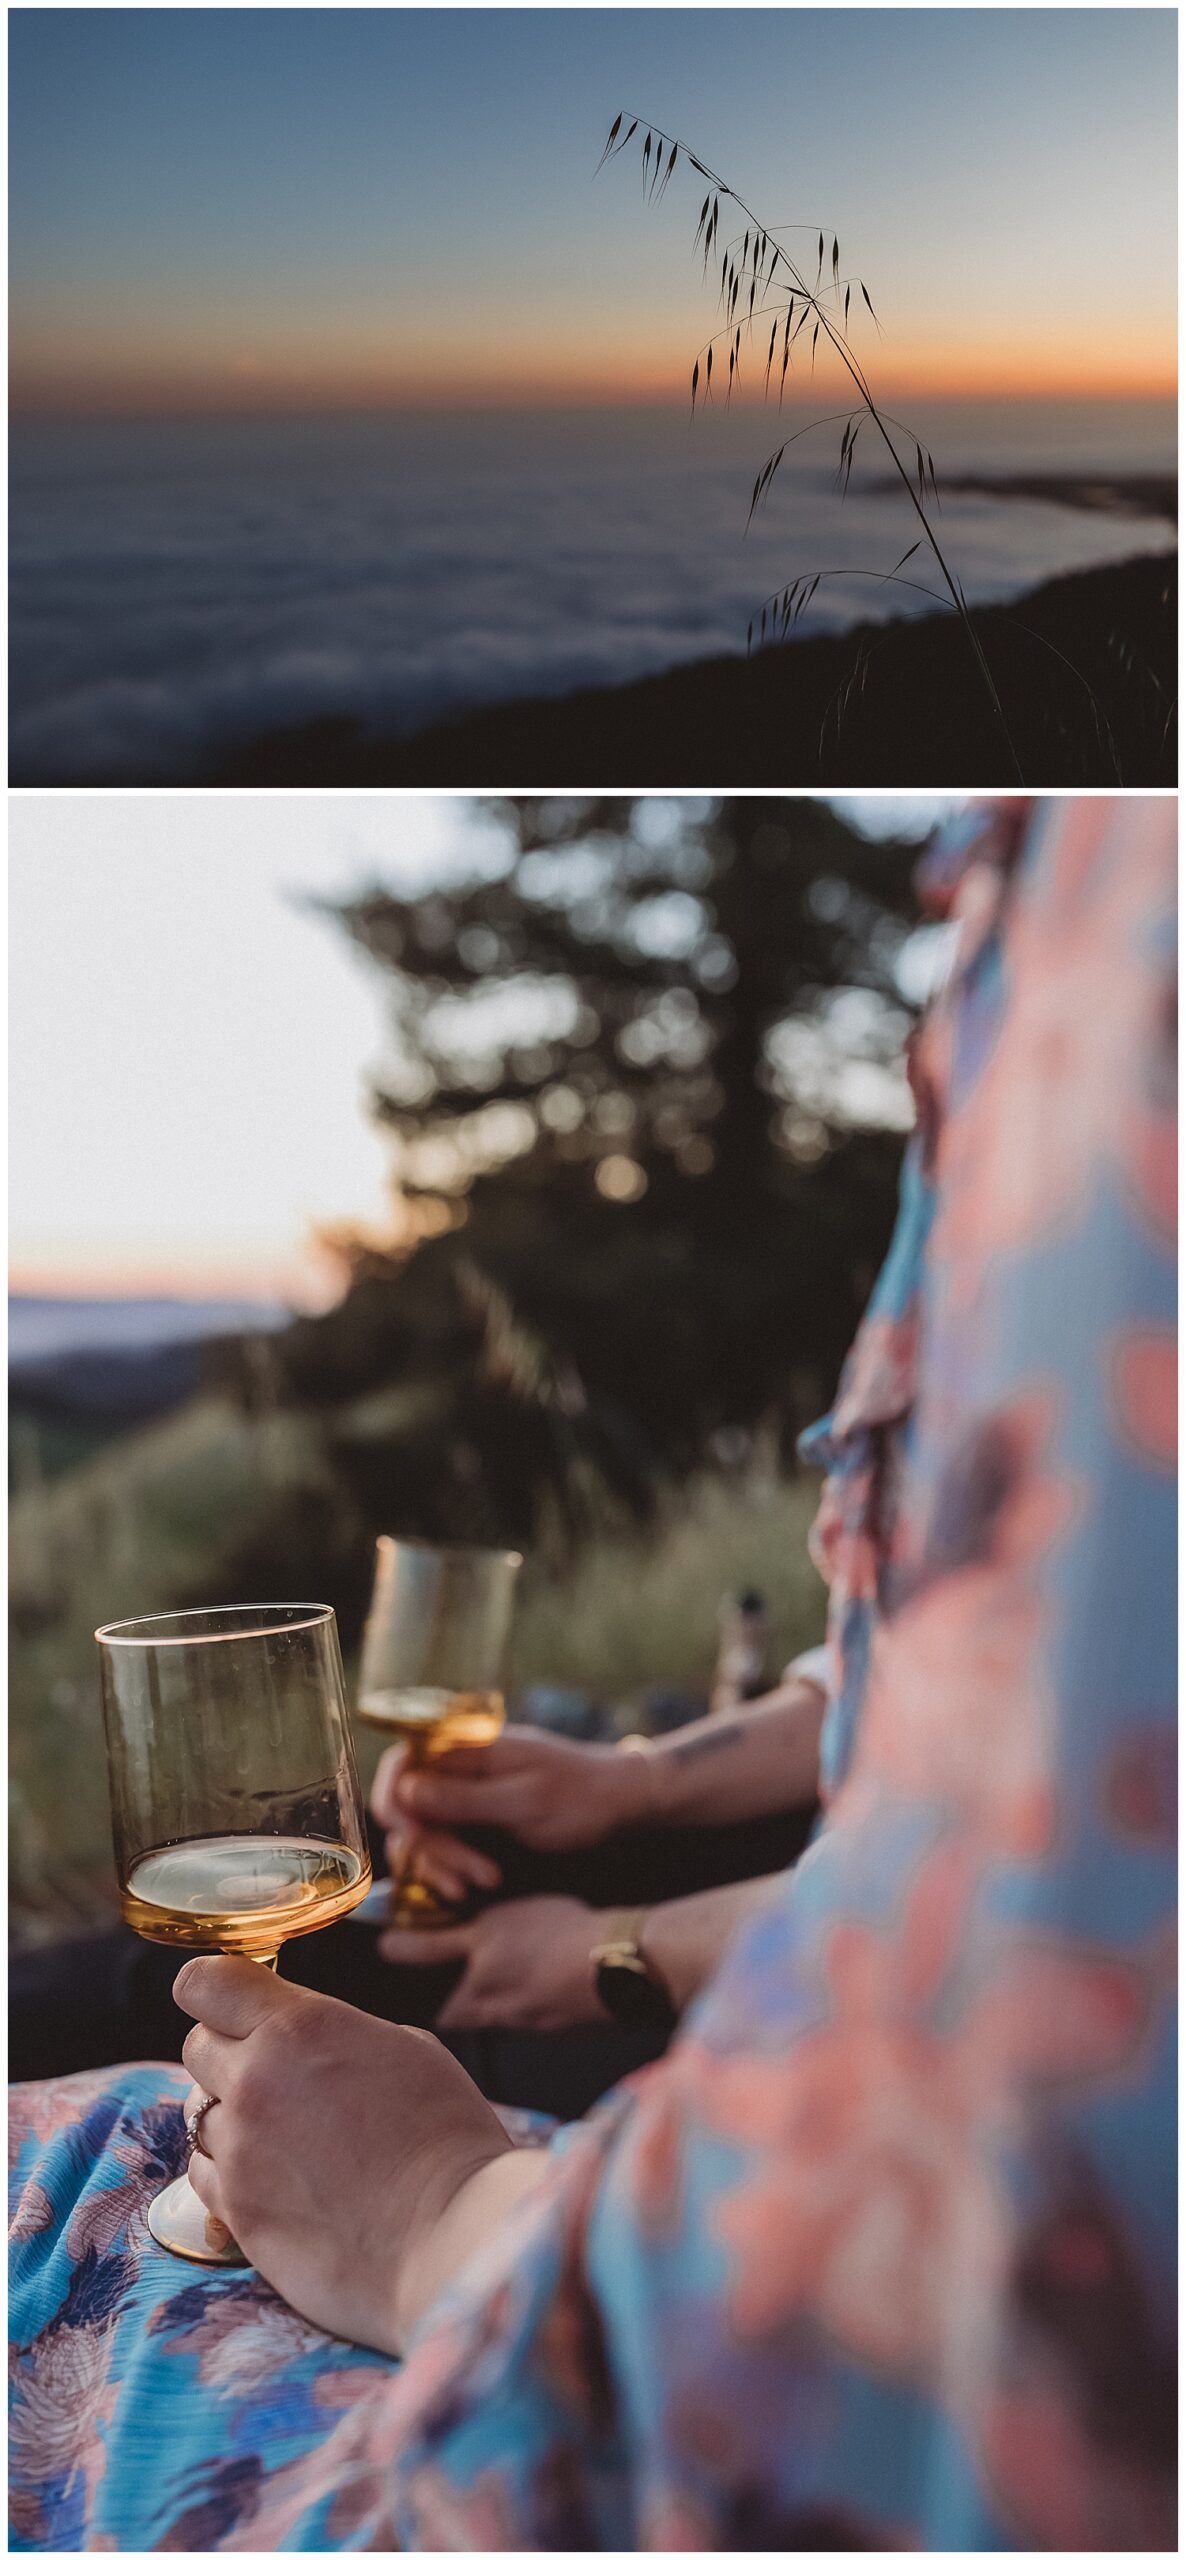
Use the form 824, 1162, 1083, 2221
357, 1536, 521, 1927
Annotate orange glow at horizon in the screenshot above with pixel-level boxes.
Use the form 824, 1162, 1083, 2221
11, 236, 1176, 418
10, 333, 1177, 416
8, 1251, 343, 1312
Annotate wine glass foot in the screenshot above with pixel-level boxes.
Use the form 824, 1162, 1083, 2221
147, 2174, 249, 2267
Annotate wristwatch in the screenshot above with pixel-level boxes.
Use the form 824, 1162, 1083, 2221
591, 1908, 676, 2028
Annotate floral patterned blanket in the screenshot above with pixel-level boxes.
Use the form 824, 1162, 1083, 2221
9, 2070, 549, 2550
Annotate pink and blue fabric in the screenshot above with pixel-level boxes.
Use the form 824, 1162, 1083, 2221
10, 798, 1175, 2549
799, 797, 1035, 1802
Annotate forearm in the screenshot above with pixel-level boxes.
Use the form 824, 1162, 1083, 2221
622, 1675, 826, 1830
393, 2145, 554, 2353
641, 1871, 781, 2012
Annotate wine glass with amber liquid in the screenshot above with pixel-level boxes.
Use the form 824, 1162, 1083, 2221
357, 1537, 521, 1927
96, 1603, 371, 2266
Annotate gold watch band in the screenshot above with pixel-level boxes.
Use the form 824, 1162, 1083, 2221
592, 1906, 650, 1961
590, 1905, 676, 2024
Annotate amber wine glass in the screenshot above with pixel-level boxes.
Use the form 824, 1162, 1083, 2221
96, 1602, 371, 2266
357, 1537, 521, 1927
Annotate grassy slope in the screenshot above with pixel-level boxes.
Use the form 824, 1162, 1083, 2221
10, 1397, 825, 1942
511, 1472, 824, 1703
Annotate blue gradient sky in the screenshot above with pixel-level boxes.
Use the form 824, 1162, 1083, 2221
9, 9, 1177, 409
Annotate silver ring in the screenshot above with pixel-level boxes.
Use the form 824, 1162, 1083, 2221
184, 2092, 219, 2161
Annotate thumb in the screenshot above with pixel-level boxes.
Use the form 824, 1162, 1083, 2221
173, 1951, 301, 2034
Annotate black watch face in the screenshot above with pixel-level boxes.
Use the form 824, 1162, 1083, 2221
597, 1952, 672, 2028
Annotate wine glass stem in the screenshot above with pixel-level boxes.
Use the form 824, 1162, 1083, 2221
250, 1949, 279, 1970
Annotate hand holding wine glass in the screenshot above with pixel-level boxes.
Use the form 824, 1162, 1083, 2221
171, 1953, 527, 2354
96, 1602, 371, 2265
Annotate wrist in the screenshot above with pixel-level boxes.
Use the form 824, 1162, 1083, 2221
639, 1899, 700, 2013
392, 2146, 552, 2354
609, 1735, 668, 1828
646, 1873, 777, 2014
390, 2126, 513, 2353
573, 1905, 618, 2019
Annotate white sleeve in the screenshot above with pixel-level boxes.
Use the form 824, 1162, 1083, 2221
783, 1644, 832, 1698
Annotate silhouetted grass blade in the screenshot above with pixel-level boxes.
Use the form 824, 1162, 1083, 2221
609, 105, 1026, 777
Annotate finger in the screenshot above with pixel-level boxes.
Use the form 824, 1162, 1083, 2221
382, 1816, 433, 1868
369, 1742, 409, 1827
173, 1951, 300, 2035
380, 1804, 421, 1848
401, 1849, 468, 1905
397, 1767, 515, 1827
186, 2145, 221, 2206
435, 1835, 501, 1888
186, 2145, 235, 2252
385, 1828, 501, 1894
421, 1741, 510, 1778
184, 2093, 228, 2160
180, 2022, 241, 2096
384, 1831, 470, 1910
434, 1980, 487, 2031
378, 1923, 475, 1967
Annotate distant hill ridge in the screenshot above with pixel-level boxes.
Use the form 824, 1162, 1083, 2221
208, 553, 1177, 790
10, 1294, 287, 1369
9, 1297, 290, 1461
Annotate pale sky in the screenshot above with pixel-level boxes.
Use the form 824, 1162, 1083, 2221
8, 795, 507, 1304
9, 793, 948, 1305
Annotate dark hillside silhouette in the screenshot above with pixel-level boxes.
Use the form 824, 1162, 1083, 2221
212, 555, 1176, 791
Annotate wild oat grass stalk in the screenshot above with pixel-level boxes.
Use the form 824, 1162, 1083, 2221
601, 112, 1025, 779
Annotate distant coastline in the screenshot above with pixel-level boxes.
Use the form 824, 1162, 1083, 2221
869, 470, 1176, 525
205, 549, 1176, 793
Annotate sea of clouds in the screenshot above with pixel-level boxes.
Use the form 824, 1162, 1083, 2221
10, 400, 1175, 782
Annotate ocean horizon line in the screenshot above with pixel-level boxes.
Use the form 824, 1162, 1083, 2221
10, 386, 1179, 428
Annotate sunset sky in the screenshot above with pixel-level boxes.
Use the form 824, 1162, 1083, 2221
10, 8, 1177, 414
